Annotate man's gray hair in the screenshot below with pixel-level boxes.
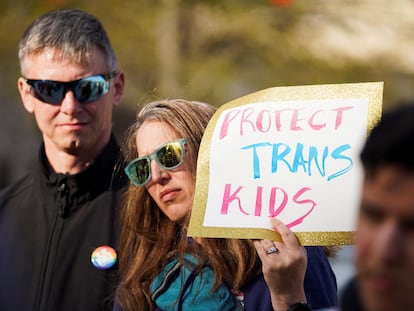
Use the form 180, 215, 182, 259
18, 9, 118, 73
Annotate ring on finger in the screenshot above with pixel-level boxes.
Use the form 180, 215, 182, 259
265, 246, 278, 255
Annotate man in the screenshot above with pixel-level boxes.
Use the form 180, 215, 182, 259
0, 9, 127, 311
340, 103, 414, 311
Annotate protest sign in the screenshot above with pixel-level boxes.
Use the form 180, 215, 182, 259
188, 82, 383, 245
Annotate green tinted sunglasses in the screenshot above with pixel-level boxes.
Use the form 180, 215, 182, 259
124, 138, 187, 186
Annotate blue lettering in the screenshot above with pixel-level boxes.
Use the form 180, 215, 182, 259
327, 144, 353, 181
271, 143, 292, 173
291, 143, 308, 174
308, 145, 328, 177
241, 142, 272, 179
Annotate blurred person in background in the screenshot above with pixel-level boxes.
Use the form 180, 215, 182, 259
0, 8, 127, 311
340, 103, 414, 311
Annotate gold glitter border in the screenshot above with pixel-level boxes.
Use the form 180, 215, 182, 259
188, 82, 383, 245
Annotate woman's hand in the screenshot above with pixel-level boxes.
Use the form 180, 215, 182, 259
253, 218, 308, 311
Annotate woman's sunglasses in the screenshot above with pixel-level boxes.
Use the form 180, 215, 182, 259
24, 72, 117, 105
124, 138, 187, 187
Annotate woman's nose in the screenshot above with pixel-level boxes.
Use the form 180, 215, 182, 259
150, 159, 170, 184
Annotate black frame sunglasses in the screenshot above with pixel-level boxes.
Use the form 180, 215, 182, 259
24, 72, 117, 105
124, 138, 187, 187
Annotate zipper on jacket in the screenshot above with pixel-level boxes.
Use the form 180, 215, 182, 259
35, 178, 68, 311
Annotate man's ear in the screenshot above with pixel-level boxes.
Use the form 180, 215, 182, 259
18, 77, 35, 113
112, 71, 125, 107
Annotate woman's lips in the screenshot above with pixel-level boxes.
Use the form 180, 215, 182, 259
160, 188, 180, 201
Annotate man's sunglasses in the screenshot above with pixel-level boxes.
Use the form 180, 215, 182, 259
124, 138, 187, 187
24, 72, 117, 105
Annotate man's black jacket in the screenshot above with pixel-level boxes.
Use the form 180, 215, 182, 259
0, 135, 128, 311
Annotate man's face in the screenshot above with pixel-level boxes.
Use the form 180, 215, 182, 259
17, 47, 124, 164
356, 166, 414, 311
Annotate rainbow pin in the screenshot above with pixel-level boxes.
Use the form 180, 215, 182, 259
91, 245, 117, 270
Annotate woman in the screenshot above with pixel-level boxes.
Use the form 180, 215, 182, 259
115, 99, 337, 311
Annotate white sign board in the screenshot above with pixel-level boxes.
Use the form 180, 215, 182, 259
188, 82, 383, 245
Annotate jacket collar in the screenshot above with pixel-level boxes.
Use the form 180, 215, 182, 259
37, 134, 127, 200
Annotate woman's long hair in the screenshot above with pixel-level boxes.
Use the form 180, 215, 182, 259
116, 99, 261, 311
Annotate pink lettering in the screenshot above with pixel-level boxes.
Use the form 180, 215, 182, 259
333, 106, 354, 130
286, 187, 316, 228
220, 184, 316, 229
269, 187, 288, 217
308, 110, 326, 130
240, 108, 255, 136
220, 184, 249, 215
290, 109, 304, 131
256, 110, 272, 133
218, 105, 355, 139
219, 109, 240, 139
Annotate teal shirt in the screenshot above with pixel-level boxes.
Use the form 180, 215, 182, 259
151, 254, 239, 311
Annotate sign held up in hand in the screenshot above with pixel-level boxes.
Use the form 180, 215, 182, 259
188, 82, 383, 245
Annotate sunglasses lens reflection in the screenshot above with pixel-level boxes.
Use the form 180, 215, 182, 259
31, 81, 64, 104
73, 76, 108, 103
134, 159, 151, 185
125, 140, 186, 187
28, 75, 110, 105
157, 141, 184, 168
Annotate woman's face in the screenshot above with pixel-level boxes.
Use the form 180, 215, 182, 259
135, 120, 195, 222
